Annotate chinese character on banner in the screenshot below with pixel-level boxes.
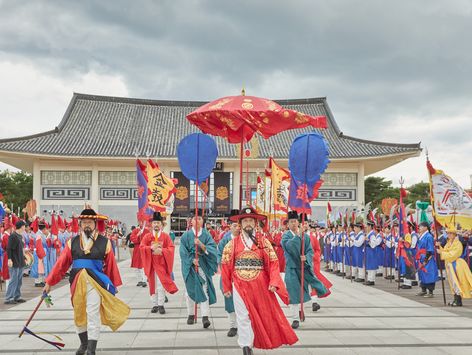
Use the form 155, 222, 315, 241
146, 160, 177, 212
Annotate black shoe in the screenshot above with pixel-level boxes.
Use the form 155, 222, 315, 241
401, 285, 412, 289
14, 298, 26, 303
376, 273, 383, 277
202, 316, 211, 328
34, 283, 43, 287
416, 291, 427, 296
354, 278, 365, 283
291, 320, 299, 329
365, 281, 375, 286
151, 306, 159, 313
412, 281, 418, 286
338, 272, 346, 277
165, 296, 169, 303
141, 282, 147, 288
227, 327, 238, 337
158, 306, 166, 314
386, 275, 395, 280
86, 339, 97, 355
76, 332, 88, 355
242, 346, 253, 355
4, 299, 17, 304
312, 302, 321, 312
187, 315, 195, 325
448, 294, 463, 307
136, 282, 143, 287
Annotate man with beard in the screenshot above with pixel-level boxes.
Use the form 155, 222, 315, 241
141, 212, 178, 314
221, 207, 298, 355
180, 209, 218, 328
43, 208, 130, 355
217, 209, 240, 337
282, 211, 330, 329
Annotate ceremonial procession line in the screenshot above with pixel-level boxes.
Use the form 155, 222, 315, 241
1, 243, 472, 355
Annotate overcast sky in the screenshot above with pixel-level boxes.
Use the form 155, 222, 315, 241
0, 0, 471, 188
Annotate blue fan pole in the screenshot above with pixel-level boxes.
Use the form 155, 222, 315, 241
194, 135, 200, 323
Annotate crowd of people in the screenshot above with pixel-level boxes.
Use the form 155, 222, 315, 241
2, 203, 472, 355
0, 212, 125, 305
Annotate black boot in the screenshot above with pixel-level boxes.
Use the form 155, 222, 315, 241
202, 316, 211, 328
242, 346, 253, 355
449, 294, 463, 307
86, 340, 97, 355
187, 315, 195, 325
227, 327, 238, 337
76, 332, 88, 355
312, 302, 321, 312
158, 306, 166, 314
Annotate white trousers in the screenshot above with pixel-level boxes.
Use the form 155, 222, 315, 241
150, 273, 166, 306
353, 267, 365, 279
76, 281, 101, 340
290, 303, 306, 322
233, 286, 253, 348
367, 270, 376, 282
185, 267, 209, 316
228, 311, 237, 328
377, 266, 384, 273
337, 262, 343, 272
403, 278, 412, 286
136, 269, 146, 283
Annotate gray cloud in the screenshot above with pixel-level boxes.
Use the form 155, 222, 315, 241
0, 0, 471, 185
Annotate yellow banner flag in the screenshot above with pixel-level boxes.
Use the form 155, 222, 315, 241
146, 160, 176, 212
269, 158, 290, 212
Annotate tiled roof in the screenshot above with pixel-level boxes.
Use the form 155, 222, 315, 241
0, 93, 421, 159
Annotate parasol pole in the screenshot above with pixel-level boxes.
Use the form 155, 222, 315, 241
239, 131, 244, 210
246, 159, 250, 206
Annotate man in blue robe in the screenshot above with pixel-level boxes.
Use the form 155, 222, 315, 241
217, 209, 239, 337
352, 222, 366, 282
180, 209, 218, 328
364, 221, 380, 286
281, 211, 329, 329
415, 221, 438, 297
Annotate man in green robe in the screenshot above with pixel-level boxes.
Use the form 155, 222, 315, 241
180, 210, 218, 328
282, 211, 330, 329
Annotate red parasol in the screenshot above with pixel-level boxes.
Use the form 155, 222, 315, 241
187, 91, 328, 208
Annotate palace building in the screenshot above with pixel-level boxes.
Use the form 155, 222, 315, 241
0, 93, 421, 233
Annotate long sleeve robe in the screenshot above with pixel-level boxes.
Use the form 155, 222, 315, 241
46, 235, 130, 331
221, 235, 298, 349
282, 231, 329, 304
179, 228, 218, 304
140, 230, 178, 295
440, 238, 472, 298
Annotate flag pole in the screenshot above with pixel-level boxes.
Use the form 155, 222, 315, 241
426, 152, 447, 306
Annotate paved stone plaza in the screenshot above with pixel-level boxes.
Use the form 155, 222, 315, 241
1, 243, 472, 355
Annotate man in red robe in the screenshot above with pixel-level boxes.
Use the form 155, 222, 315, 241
1, 216, 13, 285
44, 208, 130, 355
130, 220, 148, 287
309, 223, 332, 311
221, 207, 298, 355
141, 212, 178, 314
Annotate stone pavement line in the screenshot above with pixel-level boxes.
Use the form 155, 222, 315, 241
1, 246, 472, 354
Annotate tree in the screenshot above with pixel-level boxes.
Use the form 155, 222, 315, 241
364, 176, 398, 208
365, 176, 431, 211
405, 182, 430, 206
0, 170, 33, 213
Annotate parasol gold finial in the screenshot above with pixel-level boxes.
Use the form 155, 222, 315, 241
241, 87, 246, 96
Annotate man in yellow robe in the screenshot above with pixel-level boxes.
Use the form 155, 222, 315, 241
436, 228, 472, 306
